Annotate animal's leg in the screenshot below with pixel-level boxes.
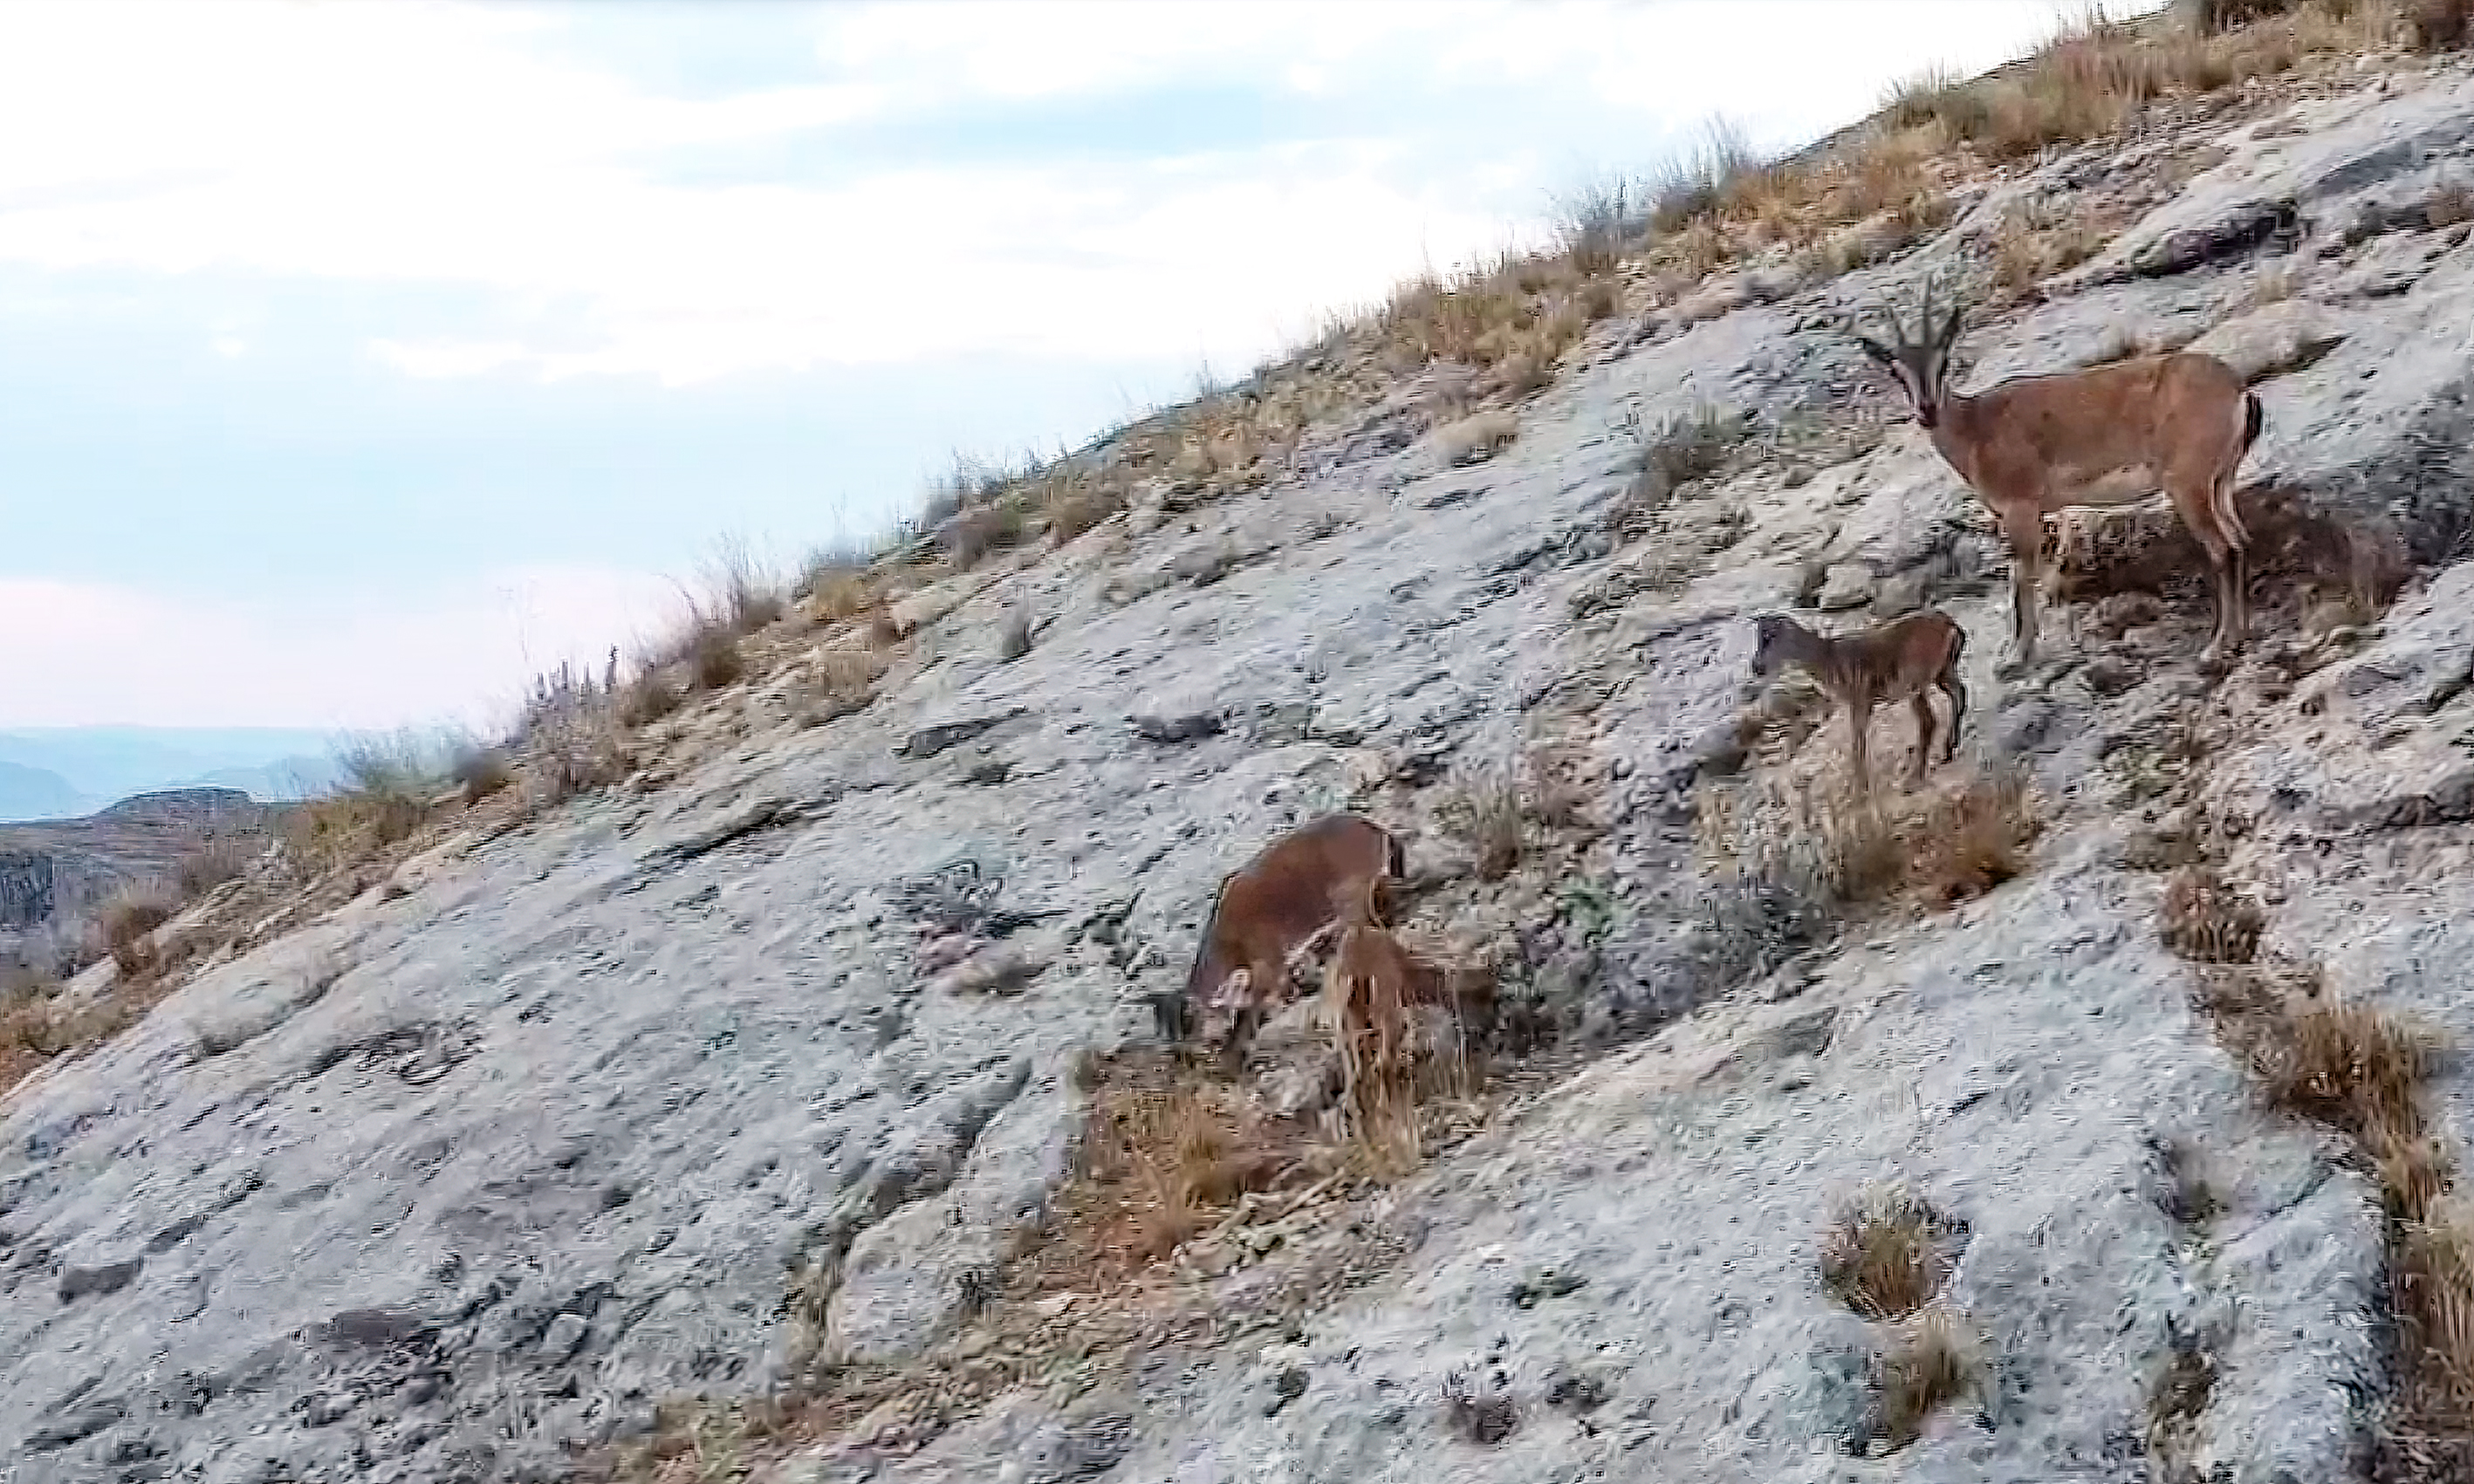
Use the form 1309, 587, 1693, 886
2211, 469, 2251, 656
1939, 668, 1968, 763
2181, 498, 2238, 667
1847, 699, 1875, 797
2002, 506, 2046, 670
1909, 694, 1937, 787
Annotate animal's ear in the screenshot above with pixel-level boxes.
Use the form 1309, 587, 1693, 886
1937, 301, 1964, 352
1853, 333, 1897, 367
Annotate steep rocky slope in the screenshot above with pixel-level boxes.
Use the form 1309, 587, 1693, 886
10, 24, 2474, 1484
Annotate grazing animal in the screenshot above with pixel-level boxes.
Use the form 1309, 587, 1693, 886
1175, 812, 1406, 1060
1853, 279, 2265, 668
1751, 610, 1968, 794
1319, 876, 1446, 1137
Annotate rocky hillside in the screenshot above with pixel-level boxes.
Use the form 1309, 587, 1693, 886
11, 10, 2474, 1484
0, 788, 273, 975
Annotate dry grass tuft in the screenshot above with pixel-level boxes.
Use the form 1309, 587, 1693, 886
1700, 766, 2038, 920
1443, 762, 1526, 881
2251, 992, 2437, 1145
2407, 0, 2473, 51
996, 609, 1034, 663
287, 732, 439, 872
175, 838, 257, 899
2159, 864, 2265, 964
1990, 200, 2114, 303
519, 662, 634, 806
2394, 1202, 2474, 1438
1060, 1055, 1299, 1271
0, 968, 161, 1094
1435, 409, 1521, 466
1820, 1187, 1955, 1321
1552, 174, 1642, 277
1907, 769, 2039, 905
806, 644, 892, 726
1607, 404, 1751, 537
449, 738, 514, 802
96, 888, 175, 979
1871, 1307, 1977, 1451
2145, 1318, 2219, 1479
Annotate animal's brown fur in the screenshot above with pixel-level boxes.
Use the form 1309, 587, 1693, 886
1751, 609, 1968, 794
1179, 812, 1405, 1058
1856, 282, 2263, 667
1319, 875, 1446, 1147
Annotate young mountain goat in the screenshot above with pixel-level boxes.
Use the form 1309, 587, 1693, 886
1319, 875, 1448, 1146
1853, 277, 2264, 669
1168, 812, 1406, 1062
1751, 610, 1968, 794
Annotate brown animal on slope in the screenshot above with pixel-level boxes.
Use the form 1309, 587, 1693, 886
1319, 875, 1448, 1144
1854, 278, 2264, 669
1751, 610, 1968, 794
1171, 811, 1406, 1061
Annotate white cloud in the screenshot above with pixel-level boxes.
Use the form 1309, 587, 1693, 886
0, 0, 2093, 386
0, 566, 686, 731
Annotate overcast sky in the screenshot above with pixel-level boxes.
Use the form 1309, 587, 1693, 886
0, 0, 2107, 732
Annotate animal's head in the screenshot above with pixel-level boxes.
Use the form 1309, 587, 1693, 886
1852, 279, 1964, 431
1750, 613, 1791, 679
1187, 964, 1255, 1048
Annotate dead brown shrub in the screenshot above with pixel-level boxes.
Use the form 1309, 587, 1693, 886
175, 838, 258, 898
2145, 1319, 2218, 1479
2407, 0, 2472, 50
2252, 993, 2436, 1146
2159, 865, 2265, 963
1820, 1187, 1954, 1321
97, 889, 176, 980
1443, 763, 1525, 881
996, 609, 1034, 663
2394, 1204, 2474, 1439
1907, 769, 2040, 906
1871, 1307, 1977, 1451
1056, 1053, 1299, 1273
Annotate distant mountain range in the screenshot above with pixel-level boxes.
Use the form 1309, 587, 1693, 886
0, 727, 344, 824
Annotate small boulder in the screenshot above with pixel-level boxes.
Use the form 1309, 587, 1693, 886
1813, 563, 1875, 612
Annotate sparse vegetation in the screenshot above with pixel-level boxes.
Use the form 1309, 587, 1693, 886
2159, 864, 2265, 963
1609, 404, 1752, 534
996, 608, 1034, 663
2145, 1317, 2218, 1481
1435, 409, 1520, 465
1820, 1186, 1955, 1321
1699, 765, 2038, 918
1061, 1056, 1294, 1269
1443, 761, 1525, 881
448, 736, 514, 801
1871, 1307, 1977, 1450
175, 837, 258, 899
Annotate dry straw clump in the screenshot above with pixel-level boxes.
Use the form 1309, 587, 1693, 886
1058, 1055, 1297, 1271
2159, 865, 2266, 964
1699, 766, 2038, 916
96, 889, 177, 980
1871, 1307, 1979, 1451
1820, 1187, 1957, 1321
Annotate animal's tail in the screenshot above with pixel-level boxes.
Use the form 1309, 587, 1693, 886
2241, 392, 2265, 455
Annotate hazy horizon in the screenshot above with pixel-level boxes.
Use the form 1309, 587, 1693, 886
2, 0, 2131, 735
